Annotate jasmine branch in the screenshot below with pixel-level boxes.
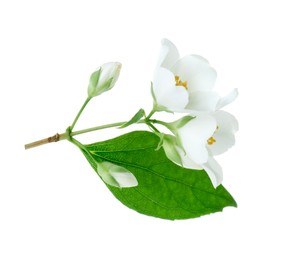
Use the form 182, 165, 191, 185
24, 117, 167, 150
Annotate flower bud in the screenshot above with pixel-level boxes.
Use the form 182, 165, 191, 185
162, 134, 183, 166
87, 62, 122, 98
97, 161, 138, 188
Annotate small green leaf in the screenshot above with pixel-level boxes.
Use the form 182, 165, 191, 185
79, 131, 237, 220
119, 109, 145, 128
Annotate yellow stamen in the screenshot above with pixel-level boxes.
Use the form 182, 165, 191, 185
207, 136, 216, 145
207, 126, 219, 145
175, 75, 188, 90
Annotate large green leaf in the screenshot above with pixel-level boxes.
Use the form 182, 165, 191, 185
79, 131, 236, 220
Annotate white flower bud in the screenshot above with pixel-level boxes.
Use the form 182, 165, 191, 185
87, 62, 122, 98
97, 161, 138, 188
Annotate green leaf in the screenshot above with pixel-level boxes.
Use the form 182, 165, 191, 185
119, 109, 145, 128
79, 131, 237, 220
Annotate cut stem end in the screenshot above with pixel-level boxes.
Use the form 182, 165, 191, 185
24, 133, 65, 150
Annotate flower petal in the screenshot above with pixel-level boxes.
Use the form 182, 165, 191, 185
157, 39, 180, 69
186, 90, 220, 112
209, 132, 236, 156
208, 111, 238, 155
111, 170, 138, 188
171, 55, 217, 92
216, 88, 238, 110
162, 134, 203, 170
202, 156, 223, 188
153, 67, 189, 110
178, 115, 217, 164
190, 54, 209, 63
213, 110, 239, 133
179, 149, 203, 170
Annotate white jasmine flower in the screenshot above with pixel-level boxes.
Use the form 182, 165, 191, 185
152, 39, 238, 113
162, 111, 238, 187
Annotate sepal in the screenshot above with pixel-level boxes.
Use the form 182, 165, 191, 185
119, 109, 145, 129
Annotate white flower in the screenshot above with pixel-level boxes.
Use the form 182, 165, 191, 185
152, 39, 238, 113
97, 161, 138, 188
162, 111, 238, 188
88, 62, 122, 98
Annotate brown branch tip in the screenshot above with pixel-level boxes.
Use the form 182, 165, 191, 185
24, 133, 60, 150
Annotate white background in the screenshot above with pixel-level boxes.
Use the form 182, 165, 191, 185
1, 0, 291, 259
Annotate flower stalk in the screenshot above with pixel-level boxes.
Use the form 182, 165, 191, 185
70, 97, 91, 130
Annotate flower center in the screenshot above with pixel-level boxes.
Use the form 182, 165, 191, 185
207, 126, 219, 145
175, 75, 188, 90
207, 136, 216, 145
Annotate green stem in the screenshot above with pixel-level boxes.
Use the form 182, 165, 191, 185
150, 119, 171, 129
70, 97, 91, 130
68, 136, 99, 166
146, 108, 156, 120
146, 122, 160, 133
71, 121, 127, 137
69, 136, 86, 150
